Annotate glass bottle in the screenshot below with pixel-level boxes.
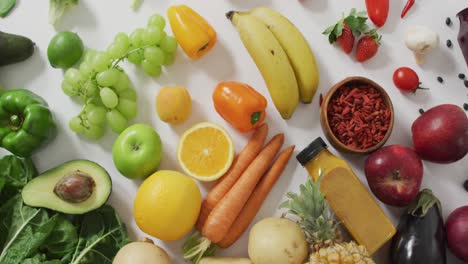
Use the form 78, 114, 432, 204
296, 137, 395, 254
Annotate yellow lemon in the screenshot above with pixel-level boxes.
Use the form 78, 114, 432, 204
177, 122, 234, 182
133, 170, 201, 241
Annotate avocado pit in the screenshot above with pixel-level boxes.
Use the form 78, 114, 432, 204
54, 172, 95, 203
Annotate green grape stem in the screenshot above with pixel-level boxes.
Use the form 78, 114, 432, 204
110, 45, 152, 68
77, 112, 91, 130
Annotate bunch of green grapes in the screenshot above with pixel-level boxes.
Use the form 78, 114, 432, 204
125, 14, 178, 76
61, 14, 177, 139
64, 62, 137, 139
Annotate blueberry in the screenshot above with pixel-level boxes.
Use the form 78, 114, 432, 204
419, 108, 425, 115
464, 179, 468, 192
459, 73, 466, 79
446, 17, 452, 26
437, 76, 444, 83
447, 39, 452, 48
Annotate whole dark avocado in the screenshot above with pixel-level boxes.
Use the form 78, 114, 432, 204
0, 31, 35, 66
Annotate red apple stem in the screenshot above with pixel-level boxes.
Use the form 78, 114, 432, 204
408, 189, 442, 218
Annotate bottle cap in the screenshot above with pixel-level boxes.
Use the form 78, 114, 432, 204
296, 137, 328, 167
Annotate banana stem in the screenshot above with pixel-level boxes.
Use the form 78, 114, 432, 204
226, 11, 236, 20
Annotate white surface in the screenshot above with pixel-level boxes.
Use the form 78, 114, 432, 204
1, 0, 467, 263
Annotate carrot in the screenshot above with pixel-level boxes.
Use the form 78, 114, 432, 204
218, 145, 295, 248
202, 133, 285, 243
196, 124, 269, 230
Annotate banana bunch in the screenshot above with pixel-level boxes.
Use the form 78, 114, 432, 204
227, 7, 320, 120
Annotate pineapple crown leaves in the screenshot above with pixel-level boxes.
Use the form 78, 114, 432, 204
364, 28, 383, 46
323, 8, 369, 44
279, 174, 340, 244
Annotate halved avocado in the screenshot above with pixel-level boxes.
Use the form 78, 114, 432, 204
22, 160, 112, 214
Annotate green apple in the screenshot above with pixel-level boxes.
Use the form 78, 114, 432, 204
112, 124, 162, 179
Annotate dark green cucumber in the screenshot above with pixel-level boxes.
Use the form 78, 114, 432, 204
0, 31, 35, 66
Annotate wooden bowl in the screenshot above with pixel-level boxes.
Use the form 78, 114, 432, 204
320, 76, 395, 155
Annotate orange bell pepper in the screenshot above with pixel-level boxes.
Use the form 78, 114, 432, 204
167, 5, 216, 59
213, 82, 267, 133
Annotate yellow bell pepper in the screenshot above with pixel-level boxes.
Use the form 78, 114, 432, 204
167, 5, 216, 59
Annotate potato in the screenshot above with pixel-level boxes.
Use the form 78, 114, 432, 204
200, 257, 252, 264
113, 238, 172, 264
248, 217, 308, 264
156, 86, 192, 125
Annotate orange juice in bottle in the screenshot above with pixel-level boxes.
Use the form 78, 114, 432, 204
296, 137, 395, 254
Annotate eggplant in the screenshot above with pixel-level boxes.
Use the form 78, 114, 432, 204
390, 189, 446, 264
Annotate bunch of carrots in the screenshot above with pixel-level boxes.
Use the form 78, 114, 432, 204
183, 124, 295, 263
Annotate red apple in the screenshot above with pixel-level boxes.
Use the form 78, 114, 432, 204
412, 104, 468, 164
446, 206, 468, 262
365, 145, 423, 207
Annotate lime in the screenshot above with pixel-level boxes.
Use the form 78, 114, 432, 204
47, 31, 84, 69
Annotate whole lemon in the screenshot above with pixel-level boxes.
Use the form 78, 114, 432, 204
156, 86, 192, 125
133, 170, 201, 241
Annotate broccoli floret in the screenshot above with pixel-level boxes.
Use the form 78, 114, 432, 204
49, 0, 79, 26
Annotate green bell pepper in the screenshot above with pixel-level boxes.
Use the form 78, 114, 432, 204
0, 89, 56, 157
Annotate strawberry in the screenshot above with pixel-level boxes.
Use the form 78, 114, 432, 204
323, 8, 369, 54
338, 23, 354, 54
356, 29, 382, 62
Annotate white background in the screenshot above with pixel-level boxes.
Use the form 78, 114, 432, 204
1, 0, 467, 263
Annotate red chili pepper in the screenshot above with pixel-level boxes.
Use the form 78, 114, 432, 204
401, 0, 415, 18
365, 0, 389, 27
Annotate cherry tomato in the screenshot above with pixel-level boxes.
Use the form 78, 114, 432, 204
393, 67, 425, 92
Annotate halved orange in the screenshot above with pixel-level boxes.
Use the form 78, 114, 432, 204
177, 122, 234, 182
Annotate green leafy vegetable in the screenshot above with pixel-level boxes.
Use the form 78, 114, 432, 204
0, 0, 16, 18
0, 155, 129, 263
68, 205, 131, 264
0, 155, 37, 201
22, 254, 62, 264
0, 195, 55, 264
0, 178, 5, 193
49, 0, 79, 26
40, 214, 78, 259
0, 202, 128, 263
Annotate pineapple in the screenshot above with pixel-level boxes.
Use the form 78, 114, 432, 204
309, 241, 375, 264
280, 176, 375, 264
